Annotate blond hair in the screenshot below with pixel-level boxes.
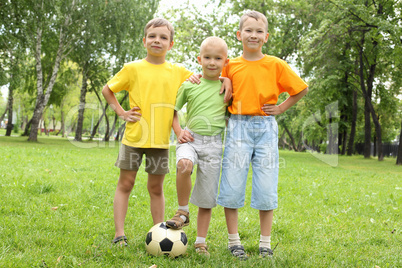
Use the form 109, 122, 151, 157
200, 36, 228, 56
144, 18, 174, 41
239, 10, 268, 31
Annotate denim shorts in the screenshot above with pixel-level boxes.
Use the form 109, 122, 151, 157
176, 128, 223, 208
217, 115, 279, 210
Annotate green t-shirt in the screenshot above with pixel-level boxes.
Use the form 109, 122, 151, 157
175, 78, 228, 136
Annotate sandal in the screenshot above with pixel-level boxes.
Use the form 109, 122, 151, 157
112, 235, 127, 246
228, 245, 248, 260
195, 243, 210, 257
166, 209, 190, 229
259, 247, 273, 258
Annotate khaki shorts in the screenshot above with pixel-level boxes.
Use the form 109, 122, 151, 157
115, 144, 170, 175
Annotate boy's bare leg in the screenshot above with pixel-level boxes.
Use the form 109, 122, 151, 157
147, 174, 166, 224
225, 207, 248, 259
176, 159, 193, 206
224, 207, 238, 234
197, 207, 212, 238
259, 210, 273, 236
114, 169, 137, 239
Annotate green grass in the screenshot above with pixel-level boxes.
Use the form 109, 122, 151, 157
0, 135, 401, 267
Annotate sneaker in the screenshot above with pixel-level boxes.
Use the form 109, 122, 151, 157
228, 245, 248, 260
166, 209, 190, 229
259, 247, 273, 258
195, 243, 210, 258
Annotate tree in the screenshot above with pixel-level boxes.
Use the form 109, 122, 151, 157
5, 0, 83, 141
397, 121, 402, 165
71, 0, 160, 141
299, 0, 401, 160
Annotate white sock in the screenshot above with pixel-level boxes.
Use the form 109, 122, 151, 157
178, 205, 189, 212
228, 233, 241, 247
178, 205, 189, 221
195, 236, 206, 245
259, 235, 271, 249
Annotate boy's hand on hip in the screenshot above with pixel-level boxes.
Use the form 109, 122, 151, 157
261, 104, 283, 116
121, 106, 141, 122
177, 129, 194, 144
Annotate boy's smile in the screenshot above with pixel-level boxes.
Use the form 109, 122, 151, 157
143, 26, 173, 59
237, 18, 269, 53
197, 44, 228, 81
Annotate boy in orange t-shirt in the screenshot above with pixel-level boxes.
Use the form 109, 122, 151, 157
217, 10, 308, 259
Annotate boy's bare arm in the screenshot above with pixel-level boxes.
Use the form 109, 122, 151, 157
261, 87, 309, 116
102, 84, 141, 122
172, 111, 194, 143
219, 77, 232, 103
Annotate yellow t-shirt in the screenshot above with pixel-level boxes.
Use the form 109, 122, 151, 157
107, 59, 192, 149
222, 55, 308, 115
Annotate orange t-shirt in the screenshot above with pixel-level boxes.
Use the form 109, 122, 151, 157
222, 55, 308, 115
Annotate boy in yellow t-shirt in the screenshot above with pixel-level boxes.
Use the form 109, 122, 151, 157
103, 18, 232, 247
216, 11, 308, 259
102, 18, 192, 246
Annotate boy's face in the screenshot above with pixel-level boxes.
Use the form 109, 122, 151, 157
197, 44, 229, 81
237, 18, 269, 52
143, 26, 174, 57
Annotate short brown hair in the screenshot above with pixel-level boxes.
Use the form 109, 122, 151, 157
144, 18, 174, 41
239, 11, 268, 31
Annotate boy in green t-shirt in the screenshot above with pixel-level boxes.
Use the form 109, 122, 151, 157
166, 37, 229, 257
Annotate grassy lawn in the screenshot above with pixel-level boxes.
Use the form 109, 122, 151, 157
0, 135, 401, 267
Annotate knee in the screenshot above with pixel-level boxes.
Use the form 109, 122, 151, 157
148, 183, 163, 196
177, 159, 193, 175
117, 178, 135, 193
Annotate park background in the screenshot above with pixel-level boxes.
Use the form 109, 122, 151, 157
0, 0, 401, 267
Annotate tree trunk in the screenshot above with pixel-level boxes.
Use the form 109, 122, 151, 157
22, 117, 33, 136
109, 113, 118, 139
5, 82, 13, 136
284, 125, 297, 151
90, 88, 108, 140
360, 33, 383, 161
116, 122, 126, 141
347, 89, 357, 156
56, 100, 65, 137
74, 68, 88, 141
42, 114, 48, 136
359, 31, 371, 158
28, 3, 73, 141
396, 121, 402, 165
28, 100, 46, 141
340, 126, 347, 155
0, 102, 9, 127
104, 112, 110, 142
21, 115, 28, 133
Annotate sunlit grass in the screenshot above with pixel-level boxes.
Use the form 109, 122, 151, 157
0, 136, 401, 267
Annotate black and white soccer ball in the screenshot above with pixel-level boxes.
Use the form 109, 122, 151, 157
145, 222, 188, 258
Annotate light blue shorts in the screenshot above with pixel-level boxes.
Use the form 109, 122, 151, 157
217, 115, 279, 210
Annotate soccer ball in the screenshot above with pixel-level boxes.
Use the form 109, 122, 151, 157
145, 222, 188, 258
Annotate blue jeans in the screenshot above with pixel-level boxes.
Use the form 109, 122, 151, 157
217, 115, 279, 210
